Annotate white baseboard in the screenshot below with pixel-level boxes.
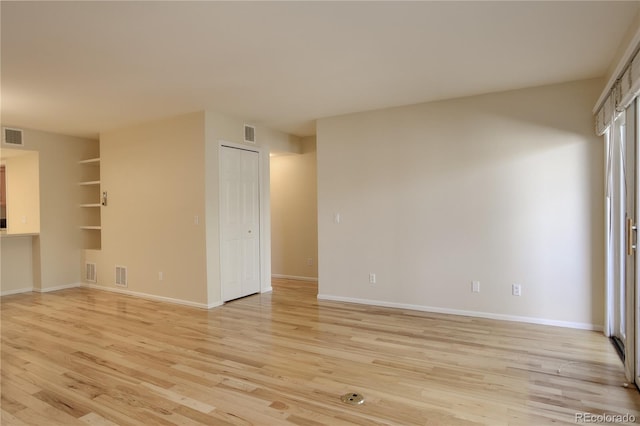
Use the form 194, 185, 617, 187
36, 282, 82, 293
317, 294, 602, 331
2, 282, 82, 297
272, 274, 318, 282
1, 287, 34, 296
81, 283, 222, 309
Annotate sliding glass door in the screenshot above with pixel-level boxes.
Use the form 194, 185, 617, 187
605, 99, 638, 385
607, 112, 624, 357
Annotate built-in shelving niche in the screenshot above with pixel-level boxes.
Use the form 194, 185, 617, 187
79, 157, 101, 250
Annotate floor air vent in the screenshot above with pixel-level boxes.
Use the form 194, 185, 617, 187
3, 127, 24, 146
341, 392, 365, 406
85, 262, 97, 283
115, 265, 128, 287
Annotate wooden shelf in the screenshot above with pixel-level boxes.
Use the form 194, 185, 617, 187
79, 180, 100, 186
78, 158, 100, 165
80, 226, 101, 230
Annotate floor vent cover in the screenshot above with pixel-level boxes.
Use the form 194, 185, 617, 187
115, 265, 128, 287
85, 262, 96, 283
340, 392, 365, 406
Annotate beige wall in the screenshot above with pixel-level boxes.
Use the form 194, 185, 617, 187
602, 11, 640, 94
94, 112, 209, 304
91, 110, 298, 307
1, 236, 34, 294
270, 136, 318, 279
317, 79, 605, 329
0, 128, 97, 293
4, 151, 40, 235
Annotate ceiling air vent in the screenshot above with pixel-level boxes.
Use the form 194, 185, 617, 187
3, 127, 24, 146
244, 124, 256, 144
115, 265, 128, 287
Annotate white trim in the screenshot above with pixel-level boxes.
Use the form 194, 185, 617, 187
36, 282, 81, 293
219, 139, 261, 152
260, 148, 272, 300
1, 287, 33, 296
82, 283, 222, 309
272, 274, 318, 282
2, 282, 83, 297
317, 294, 602, 331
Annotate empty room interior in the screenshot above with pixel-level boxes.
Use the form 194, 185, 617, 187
3, 1, 640, 425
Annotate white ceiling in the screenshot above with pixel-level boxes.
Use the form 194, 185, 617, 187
2, 1, 639, 139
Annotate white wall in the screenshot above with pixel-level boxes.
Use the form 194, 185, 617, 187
270, 136, 318, 280
317, 79, 604, 329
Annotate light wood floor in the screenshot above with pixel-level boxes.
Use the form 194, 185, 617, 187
2, 279, 639, 425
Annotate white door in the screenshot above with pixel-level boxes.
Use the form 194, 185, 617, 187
220, 146, 261, 302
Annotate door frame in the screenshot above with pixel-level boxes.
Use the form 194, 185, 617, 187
605, 128, 613, 338
604, 100, 639, 385
218, 140, 272, 302
631, 100, 640, 388
624, 100, 637, 383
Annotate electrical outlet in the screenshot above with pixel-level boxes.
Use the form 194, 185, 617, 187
307, 258, 313, 266
159, 271, 164, 281
472, 281, 480, 293
512, 284, 521, 296
369, 273, 376, 284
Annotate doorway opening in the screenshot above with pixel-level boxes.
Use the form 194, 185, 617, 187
268, 137, 318, 286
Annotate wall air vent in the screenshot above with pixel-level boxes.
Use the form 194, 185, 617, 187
115, 265, 128, 287
85, 262, 97, 283
3, 127, 24, 146
244, 124, 256, 144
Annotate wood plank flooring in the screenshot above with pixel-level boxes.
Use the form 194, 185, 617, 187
2, 278, 640, 425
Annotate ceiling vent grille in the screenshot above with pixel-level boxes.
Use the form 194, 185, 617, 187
85, 263, 97, 283
115, 265, 128, 287
244, 124, 256, 144
3, 127, 24, 146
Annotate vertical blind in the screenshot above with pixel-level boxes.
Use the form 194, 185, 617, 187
596, 47, 640, 136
